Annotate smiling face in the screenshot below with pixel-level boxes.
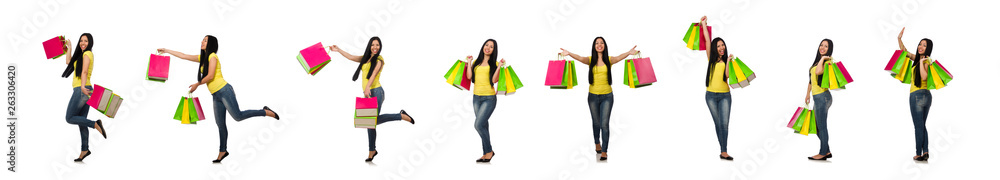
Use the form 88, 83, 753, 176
594, 38, 606, 53
482, 40, 495, 56
818, 40, 829, 55
79, 36, 89, 50
716, 40, 726, 56
917, 40, 927, 55
370, 39, 381, 54
201, 36, 208, 50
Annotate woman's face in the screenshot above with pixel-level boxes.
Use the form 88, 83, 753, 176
79, 36, 89, 50
818, 40, 829, 55
716, 41, 726, 56
201, 36, 208, 50
917, 40, 927, 55
482, 41, 494, 56
370, 40, 381, 54
594, 38, 606, 53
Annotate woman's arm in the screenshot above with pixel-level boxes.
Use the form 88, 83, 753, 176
491, 59, 505, 83
465, 56, 474, 80
80, 54, 91, 95
64, 39, 73, 64
805, 82, 812, 104
918, 58, 930, 81
363, 59, 383, 97
328, 45, 361, 62
609, 46, 638, 64
560, 48, 590, 64
188, 55, 217, 93
701, 16, 712, 61
157, 48, 199, 62
897, 28, 917, 60
814, 56, 829, 75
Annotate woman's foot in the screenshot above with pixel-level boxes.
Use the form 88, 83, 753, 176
400, 110, 414, 124
720, 152, 734, 160
212, 151, 229, 163
599, 152, 608, 161
263, 106, 279, 120
595, 144, 602, 154
365, 151, 379, 162
94, 120, 107, 139
808, 154, 828, 161
476, 152, 495, 162
73, 151, 91, 162
916, 153, 929, 161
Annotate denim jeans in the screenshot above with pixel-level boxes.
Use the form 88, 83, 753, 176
473, 95, 497, 154
705, 91, 731, 152
366, 87, 404, 151
588, 92, 613, 153
812, 91, 833, 155
212, 84, 268, 152
66, 86, 95, 151
909, 89, 932, 156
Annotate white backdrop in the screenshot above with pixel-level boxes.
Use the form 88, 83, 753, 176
2, 0, 998, 179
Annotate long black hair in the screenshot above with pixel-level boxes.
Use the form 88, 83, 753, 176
913, 38, 933, 87
352, 36, 382, 81
198, 35, 218, 81
589, 37, 612, 85
470, 39, 498, 87
705, 37, 728, 87
809, 39, 834, 86
61, 33, 93, 78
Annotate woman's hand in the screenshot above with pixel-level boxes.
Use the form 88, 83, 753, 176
560, 48, 570, 57
327, 45, 341, 52
499, 58, 506, 67
64, 39, 72, 51
466, 55, 474, 64
805, 95, 810, 104
156, 48, 167, 54
81, 86, 91, 97
628, 46, 638, 55
362, 87, 371, 98
728, 54, 735, 62
700, 16, 707, 24
188, 82, 199, 93
898, 27, 905, 40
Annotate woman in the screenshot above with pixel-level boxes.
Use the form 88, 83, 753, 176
464, 39, 507, 162
328, 36, 415, 162
897, 28, 934, 161
157, 35, 280, 163
700, 16, 736, 160
62, 33, 107, 162
804, 39, 835, 161
560, 37, 638, 161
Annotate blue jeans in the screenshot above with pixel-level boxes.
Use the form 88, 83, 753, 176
212, 84, 268, 152
588, 92, 613, 152
909, 89, 932, 156
473, 95, 497, 154
705, 91, 731, 152
66, 86, 95, 151
366, 87, 404, 151
813, 91, 833, 155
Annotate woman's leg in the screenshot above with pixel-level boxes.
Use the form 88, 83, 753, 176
213, 92, 229, 152
473, 96, 497, 154
66, 87, 95, 151
598, 93, 613, 153
920, 92, 932, 154
705, 92, 730, 153
587, 93, 602, 150
813, 92, 832, 155
910, 90, 932, 155
216, 85, 267, 122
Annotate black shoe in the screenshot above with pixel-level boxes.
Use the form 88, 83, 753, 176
919, 153, 929, 161
95, 120, 107, 139
599, 156, 607, 161
264, 106, 279, 120
720, 155, 734, 160
826, 153, 833, 159
477, 152, 495, 162
400, 110, 414, 124
365, 151, 379, 162
212, 151, 229, 163
596, 150, 602, 154
808, 155, 828, 161
73, 151, 92, 162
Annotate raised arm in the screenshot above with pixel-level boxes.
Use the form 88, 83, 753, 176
897, 28, 917, 60
560, 48, 589, 64
701, 16, 712, 60
465, 56, 474, 80
609, 46, 638, 64
157, 48, 199, 62
814, 56, 830, 75
328, 45, 362, 63
64, 38, 73, 65
917, 58, 930, 81
492, 59, 506, 83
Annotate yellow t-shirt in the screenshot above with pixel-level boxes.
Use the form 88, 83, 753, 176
707, 61, 730, 93
72, 51, 94, 88
909, 66, 928, 93
810, 66, 828, 95
589, 64, 612, 95
198, 53, 228, 94
361, 56, 384, 90
473, 65, 496, 96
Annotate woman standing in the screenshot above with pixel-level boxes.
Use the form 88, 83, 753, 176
464, 39, 507, 162
804, 39, 835, 161
700, 16, 736, 160
560, 37, 638, 161
328, 37, 415, 162
158, 35, 280, 163
897, 28, 934, 161
62, 33, 107, 162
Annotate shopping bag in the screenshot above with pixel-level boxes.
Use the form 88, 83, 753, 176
496, 66, 523, 95
443, 60, 471, 91
43, 36, 68, 59
546, 57, 577, 89
682, 23, 712, 51
147, 53, 170, 82
297, 42, 332, 75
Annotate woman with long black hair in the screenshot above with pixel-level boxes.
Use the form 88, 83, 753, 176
560, 37, 638, 161
699, 16, 736, 160
804, 39, 835, 161
158, 35, 280, 163
897, 28, 934, 161
464, 39, 506, 162
62, 33, 107, 162
328, 36, 415, 162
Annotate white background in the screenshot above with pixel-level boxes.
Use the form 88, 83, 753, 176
2, 0, 998, 179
